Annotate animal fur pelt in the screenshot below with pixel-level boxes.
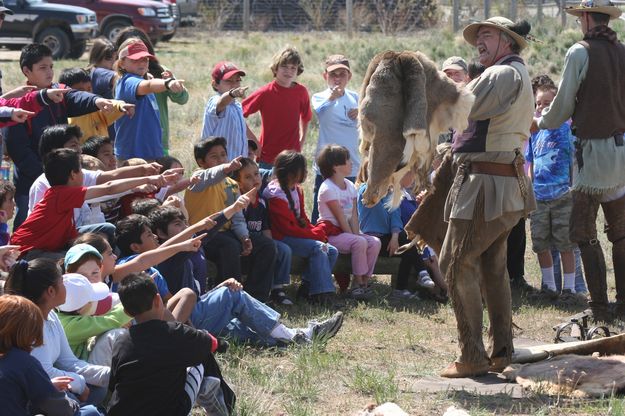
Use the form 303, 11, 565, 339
404, 144, 454, 255
358, 50, 474, 208
503, 354, 625, 398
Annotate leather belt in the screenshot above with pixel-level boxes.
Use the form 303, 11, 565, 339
469, 161, 516, 177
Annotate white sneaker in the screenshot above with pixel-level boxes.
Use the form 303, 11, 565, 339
417, 271, 435, 288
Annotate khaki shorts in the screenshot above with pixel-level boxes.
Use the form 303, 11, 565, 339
530, 191, 576, 253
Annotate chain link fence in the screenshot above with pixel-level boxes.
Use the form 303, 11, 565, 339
196, 0, 625, 34
197, 0, 438, 34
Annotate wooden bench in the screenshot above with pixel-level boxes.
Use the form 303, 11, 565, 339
208, 254, 401, 288
290, 254, 401, 287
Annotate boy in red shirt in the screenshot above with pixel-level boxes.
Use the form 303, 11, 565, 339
242, 46, 312, 168
11, 148, 174, 259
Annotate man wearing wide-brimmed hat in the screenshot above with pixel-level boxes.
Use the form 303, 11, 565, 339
534, 0, 625, 321
438, 16, 536, 378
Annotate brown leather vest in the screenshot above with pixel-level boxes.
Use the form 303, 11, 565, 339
572, 38, 625, 140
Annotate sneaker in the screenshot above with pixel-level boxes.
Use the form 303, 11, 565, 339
291, 330, 312, 345
510, 277, 538, 294
557, 289, 588, 307
348, 287, 373, 301
270, 289, 294, 306
417, 271, 436, 289
311, 311, 344, 341
528, 285, 559, 302
389, 289, 413, 300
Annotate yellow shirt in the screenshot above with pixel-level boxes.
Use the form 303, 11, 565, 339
69, 100, 126, 142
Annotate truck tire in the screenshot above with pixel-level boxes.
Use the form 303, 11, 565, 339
68, 40, 87, 59
103, 19, 130, 43
161, 32, 175, 42
36, 27, 70, 59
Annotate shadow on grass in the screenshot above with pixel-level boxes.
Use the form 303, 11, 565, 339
445, 389, 617, 415
273, 279, 446, 323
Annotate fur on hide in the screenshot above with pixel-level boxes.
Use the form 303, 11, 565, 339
359, 50, 474, 208
404, 143, 454, 254
503, 354, 625, 398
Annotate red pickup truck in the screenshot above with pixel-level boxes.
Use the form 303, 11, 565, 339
48, 0, 176, 44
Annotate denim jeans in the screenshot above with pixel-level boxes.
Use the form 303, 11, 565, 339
190, 287, 281, 345
273, 239, 292, 286
551, 246, 588, 293
281, 236, 338, 295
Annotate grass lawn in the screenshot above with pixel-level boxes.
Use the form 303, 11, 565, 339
2, 21, 624, 415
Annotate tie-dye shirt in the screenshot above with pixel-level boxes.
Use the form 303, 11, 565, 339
525, 122, 574, 201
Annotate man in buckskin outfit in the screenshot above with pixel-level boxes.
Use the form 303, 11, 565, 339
534, 0, 625, 321
439, 17, 536, 378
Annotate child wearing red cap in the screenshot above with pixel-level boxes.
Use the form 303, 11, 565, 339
113, 39, 185, 162
201, 61, 259, 160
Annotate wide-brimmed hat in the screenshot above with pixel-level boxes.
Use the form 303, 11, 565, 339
565, 0, 622, 19
463, 16, 530, 50
0, 0, 14, 15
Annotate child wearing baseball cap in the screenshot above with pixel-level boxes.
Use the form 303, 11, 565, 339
113, 38, 185, 162
57, 273, 131, 364
201, 61, 259, 160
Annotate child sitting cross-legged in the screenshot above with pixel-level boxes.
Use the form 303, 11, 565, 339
184, 136, 275, 302
108, 272, 235, 416
316, 145, 381, 300
147, 194, 344, 347
11, 148, 177, 259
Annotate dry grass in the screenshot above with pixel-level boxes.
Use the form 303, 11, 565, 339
1, 22, 625, 415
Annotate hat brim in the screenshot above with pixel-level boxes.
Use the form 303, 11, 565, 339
91, 282, 110, 303
0, 7, 13, 15
124, 51, 156, 61
565, 5, 622, 19
463, 22, 528, 50
221, 69, 246, 80
326, 64, 351, 73
443, 64, 467, 72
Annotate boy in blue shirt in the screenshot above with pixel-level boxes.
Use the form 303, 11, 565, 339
526, 84, 581, 300
311, 54, 360, 223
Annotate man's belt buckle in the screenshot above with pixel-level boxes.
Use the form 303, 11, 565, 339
615, 133, 624, 147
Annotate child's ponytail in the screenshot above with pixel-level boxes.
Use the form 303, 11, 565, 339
4, 259, 62, 305
273, 150, 307, 227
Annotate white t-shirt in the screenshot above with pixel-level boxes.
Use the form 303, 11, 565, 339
317, 178, 357, 226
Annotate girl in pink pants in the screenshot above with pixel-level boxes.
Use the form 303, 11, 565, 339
316, 145, 381, 300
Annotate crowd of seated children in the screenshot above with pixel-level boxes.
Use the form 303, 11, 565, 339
185, 136, 275, 302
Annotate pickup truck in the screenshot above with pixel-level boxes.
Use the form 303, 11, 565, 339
49, 0, 176, 44
0, 0, 98, 59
